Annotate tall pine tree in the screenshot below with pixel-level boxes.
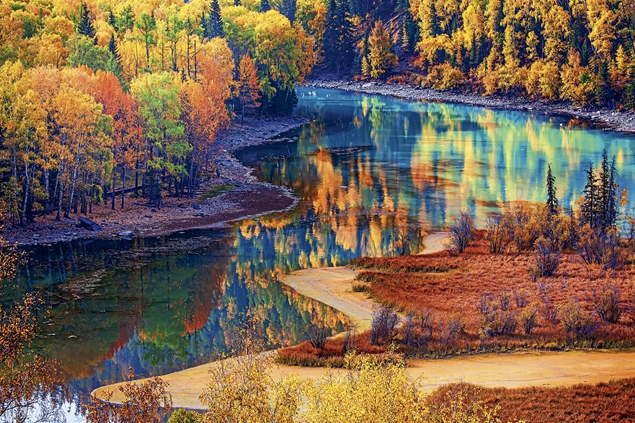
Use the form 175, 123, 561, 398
281, 0, 297, 23
323, 0, 353, 77
546, 163, 559, 215
77, 3, 96, 40
209, 0, 224, 38
581, 162, 600, 230
599, 149, 618, 230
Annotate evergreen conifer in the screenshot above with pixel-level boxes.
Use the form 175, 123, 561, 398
546, 164, 559, 215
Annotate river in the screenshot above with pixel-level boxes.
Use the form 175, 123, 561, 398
8, 87, 635, 421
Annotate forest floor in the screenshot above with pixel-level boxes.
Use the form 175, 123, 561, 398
0, 115, 308, 247
305, 79, 635, 133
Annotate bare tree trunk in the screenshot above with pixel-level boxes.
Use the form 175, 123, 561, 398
20, 151, 29, 226
66, 150, 81, 218
112, 168, 116, 210
121, 167, 126, 209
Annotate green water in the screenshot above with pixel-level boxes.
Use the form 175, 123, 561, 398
9, 88, 635, 420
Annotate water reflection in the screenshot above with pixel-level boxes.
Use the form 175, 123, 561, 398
12, 229, 349, 419
239, 88, 635, 237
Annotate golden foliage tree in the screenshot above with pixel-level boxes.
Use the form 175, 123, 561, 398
237, 54, 261, 121
368, 21, 398, 79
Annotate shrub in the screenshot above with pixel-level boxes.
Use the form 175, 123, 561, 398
168, 409, 202, 423
513, 289, 529, 308
401, 313, 418, 347
303, 352, 429, 423
589, 285, 621, 323
519, 304, 538, 334
426, 63, 465, 90
85, 369, 171, 423
418, 309, 434, 340
576, 225, 604, 265
370, 306, 399, 345
601, 229, 626, 270
439, 313, 465, 347
485, 214, 514, 253
577, 227, 626, 270
400, 311, 435, 347
510, 203, 543, 251
536, 282, 558, 323
478, 293, 518, 337
201, 320, 305, 423
351, 283, 370, 293
498, 290, 512, 311
304, 325, 330, 349
342, 326, 357, 354
558, 299, 597, 342
447, 211, 476, 254
533, 236, 561, 277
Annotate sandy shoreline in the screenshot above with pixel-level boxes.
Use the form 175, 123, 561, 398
305, 79, 635, 133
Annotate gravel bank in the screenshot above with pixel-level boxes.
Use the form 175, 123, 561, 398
1, 115, 308, 247
305, 79, 635, 133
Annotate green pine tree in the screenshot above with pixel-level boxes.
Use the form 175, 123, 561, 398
77, 3, 96, 40
598, 149, 618, 231
546, 163, 559, 216
581, 162, 600, 230
595, 60, 614, 107
323, 0, 353, 77
210, 0, 224, 38
281, 0, 297, 23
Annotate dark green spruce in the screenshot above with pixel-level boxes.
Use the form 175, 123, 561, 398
77, 3, 96, 40
546, 164, 559, 216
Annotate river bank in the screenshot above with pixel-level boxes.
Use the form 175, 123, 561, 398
305, 79, 635, 133
0, 115, 308, 247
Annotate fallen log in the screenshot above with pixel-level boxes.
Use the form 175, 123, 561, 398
78, 216, 102, 232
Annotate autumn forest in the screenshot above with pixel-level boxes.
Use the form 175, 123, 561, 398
1, 0, 635, 225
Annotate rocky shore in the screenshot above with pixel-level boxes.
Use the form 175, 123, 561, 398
305, 79, 635, 133
0, 115, 308, 247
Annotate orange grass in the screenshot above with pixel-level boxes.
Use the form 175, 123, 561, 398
429, 379, 635, 423
276, 334, 386, 367
279, 239, 635, 364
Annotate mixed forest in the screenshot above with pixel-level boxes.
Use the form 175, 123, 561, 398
1, 0, 635, 224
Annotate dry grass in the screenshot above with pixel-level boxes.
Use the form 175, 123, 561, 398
428, 379, 635, 423
279, 238, 635, 364
275, 334, 387, 367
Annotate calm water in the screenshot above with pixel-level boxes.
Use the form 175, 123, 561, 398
10, 88, 635, 421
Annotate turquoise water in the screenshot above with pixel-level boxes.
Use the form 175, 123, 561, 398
10, 88, 635, 420
242, 88, 635, 231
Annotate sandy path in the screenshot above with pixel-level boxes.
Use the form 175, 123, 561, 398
93, 232, 635, 409
94, 349, 635, 409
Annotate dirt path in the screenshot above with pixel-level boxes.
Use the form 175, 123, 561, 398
94, 348, 635, 410
93, 232, 635, 409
